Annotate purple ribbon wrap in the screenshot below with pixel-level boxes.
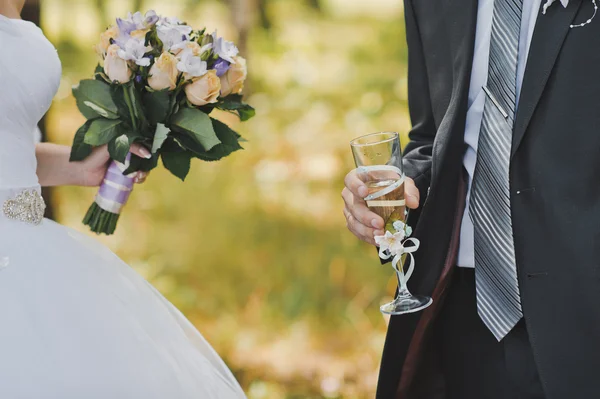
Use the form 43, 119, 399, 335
94, 154, 134, 214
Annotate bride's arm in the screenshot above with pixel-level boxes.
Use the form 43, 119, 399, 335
35, 143, 150, 187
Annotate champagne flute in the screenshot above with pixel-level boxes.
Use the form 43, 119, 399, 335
350, 132, 432, 315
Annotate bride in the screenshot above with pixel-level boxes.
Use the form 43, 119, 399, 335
0, 1, 246, 397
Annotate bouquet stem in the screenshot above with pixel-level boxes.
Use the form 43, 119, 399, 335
83, 156, 134, 235
83, 203, 121, 235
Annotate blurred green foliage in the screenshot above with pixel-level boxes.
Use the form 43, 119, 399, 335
42, 0, 411, 397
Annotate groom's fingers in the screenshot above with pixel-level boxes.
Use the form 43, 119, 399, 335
343, 171, 384, 229
344, 170, 368, 198
341, 187, 384, 230
342, 187, 385, 246
405, 177, 420, 209
344, 206, 379, 245
346, 170, 421, 210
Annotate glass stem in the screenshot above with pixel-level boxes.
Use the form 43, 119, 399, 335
396, 269, 412, 299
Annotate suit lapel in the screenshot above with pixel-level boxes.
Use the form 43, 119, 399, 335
511, 0, 583, 159
432, 0, 479, 167
380, 3, 479, 398
443, 0, 479, 75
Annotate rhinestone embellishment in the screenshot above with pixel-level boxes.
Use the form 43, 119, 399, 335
2, 190, 45, 225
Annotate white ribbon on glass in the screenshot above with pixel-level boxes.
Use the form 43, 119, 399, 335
358, 164, 421, 286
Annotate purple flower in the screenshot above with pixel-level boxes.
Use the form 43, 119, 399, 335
116, 17, 137, 35
135, 75, 143, 84
211, 31, 239, 63
214, 58, 231, 77
144, 11, 159, 26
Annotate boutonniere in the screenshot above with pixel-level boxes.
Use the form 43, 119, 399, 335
542, 0, 569, 14
543, 0, 598, 28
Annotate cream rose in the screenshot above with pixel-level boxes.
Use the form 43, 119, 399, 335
104, 44, 133, 83
184, 70, 221, 106
148, 52, 179, 91
220, 56, 247, 97
95, 25, 120, 57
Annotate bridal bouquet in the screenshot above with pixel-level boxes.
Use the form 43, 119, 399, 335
70, 10, 254, 235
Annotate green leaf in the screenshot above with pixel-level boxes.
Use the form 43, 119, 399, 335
160, 136, 186, 152
170, 107, 221, 151
143, 90, 171, 125
217, 94, 256, 121
173, 118, 242, 162
123, 155, 142, 175
161, 151, 192, 181
94, 72, 111, 84
152, 123, 170, 153
220, 94, 244, 104
129, 83, 148, 127
110, 84, 129, 120
237, 106, 256, 122
73, 79, 120, 119
145, 26, 164, 53
206, 118, 243, 158
84, 119, 123, 146
93, 64, 110, 84
93, 64, 111, 83
70, 121, 94, 161
108, 134, 131, 163
170, 132, 205, 155
123, 153, 159, 175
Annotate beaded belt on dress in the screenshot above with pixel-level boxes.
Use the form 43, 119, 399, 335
0, 186, 45, 225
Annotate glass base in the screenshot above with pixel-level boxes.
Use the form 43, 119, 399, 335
380, 295, 433, 315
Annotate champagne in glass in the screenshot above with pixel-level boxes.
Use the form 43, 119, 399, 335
350, 132, 432, 315
366, 179, 405, 234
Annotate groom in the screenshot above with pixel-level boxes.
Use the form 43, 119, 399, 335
342, 0, 600, 398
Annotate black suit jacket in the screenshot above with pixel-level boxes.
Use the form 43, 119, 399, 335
377, 0, 600, 398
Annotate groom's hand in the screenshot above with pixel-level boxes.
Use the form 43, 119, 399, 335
342, 170, 420, 245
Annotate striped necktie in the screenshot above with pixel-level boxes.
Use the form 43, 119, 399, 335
469, 0, 524, 341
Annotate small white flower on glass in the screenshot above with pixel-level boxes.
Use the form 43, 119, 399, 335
375, 230, 406, 256
117, 38, 151, 66
211, 31, 239, 63
393, 220, 405, 231
393, 220, 412, 237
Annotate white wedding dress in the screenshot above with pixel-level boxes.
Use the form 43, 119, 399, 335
0, 15, 246, 399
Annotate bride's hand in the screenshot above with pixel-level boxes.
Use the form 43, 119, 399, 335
80, 144, 151, 187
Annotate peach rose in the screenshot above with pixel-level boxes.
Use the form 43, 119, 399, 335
148, 52, 179, 91
95, 25, 120, 57
184, 70, 221, 106
104, 44, 132, 83
220, 56, 247, 96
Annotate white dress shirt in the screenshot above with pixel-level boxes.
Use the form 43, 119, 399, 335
457, 0, 543, 267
